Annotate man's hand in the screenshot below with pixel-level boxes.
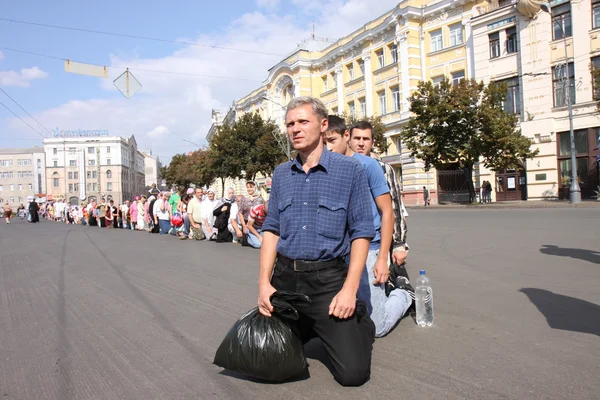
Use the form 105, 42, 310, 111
221, 206, 227, 212
258, 283, 277, 317
391, 250, 408, 265
329, 287, 356, 319
236, 231, 243, 238
372, 258, 390, 285
243, 226, 249, 234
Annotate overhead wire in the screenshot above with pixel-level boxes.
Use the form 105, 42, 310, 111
0, 46, 264, 82
0, 87, 52, 136
0, 99, 46, 138
0, 17, 286, 57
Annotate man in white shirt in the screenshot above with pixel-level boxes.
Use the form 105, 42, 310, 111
201, 189, 218, 240
120, 200, 130, 229
154, 192, 171, 234
228, 195, 243, 243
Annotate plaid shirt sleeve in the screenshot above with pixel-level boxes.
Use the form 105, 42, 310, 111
261, 165, 282, 236
347, 163, 377, 242
379, 161, 408, 252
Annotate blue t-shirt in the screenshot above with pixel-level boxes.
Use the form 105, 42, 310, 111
352, 153, 389, 249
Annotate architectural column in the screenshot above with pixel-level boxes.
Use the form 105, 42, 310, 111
335, 64, 344, 110
398, 31, 410, 114
293, 78, 300, 99
463, 19, 474, 79
362, 51, 374, 116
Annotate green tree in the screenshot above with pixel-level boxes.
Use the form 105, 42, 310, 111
343, 113, 389, 154
402, 78, 538, 201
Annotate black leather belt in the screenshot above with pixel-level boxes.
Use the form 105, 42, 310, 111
277, 254, 342, 272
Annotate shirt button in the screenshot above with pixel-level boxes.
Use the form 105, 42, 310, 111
305, 178, 310, 182
303, 202, 307, 205
302, 226, 307, 230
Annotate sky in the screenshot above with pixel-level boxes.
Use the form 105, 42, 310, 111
0, 0, 401, 163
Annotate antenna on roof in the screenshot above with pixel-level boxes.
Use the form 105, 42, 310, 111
312, 21, 316, 39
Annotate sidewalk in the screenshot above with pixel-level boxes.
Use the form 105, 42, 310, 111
407, 200, 600, 209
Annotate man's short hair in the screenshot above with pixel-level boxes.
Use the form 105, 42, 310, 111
349, 121, 374, 138
326, 115, 347, 136
286, 96, 328, 121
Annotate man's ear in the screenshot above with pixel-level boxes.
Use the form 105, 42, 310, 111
344, 129, 350, 142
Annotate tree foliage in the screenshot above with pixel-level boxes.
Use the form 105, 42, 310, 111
343, 113, 389, 154
401, 78, 538, 199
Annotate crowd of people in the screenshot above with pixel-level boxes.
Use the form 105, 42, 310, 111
27, 182, 269, 248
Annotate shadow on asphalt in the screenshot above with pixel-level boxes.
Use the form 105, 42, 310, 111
520, 288, 600, 337
539, 245, 600, 264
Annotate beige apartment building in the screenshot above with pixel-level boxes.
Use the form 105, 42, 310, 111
44, 134, 145, 205
0, 147, 46, 210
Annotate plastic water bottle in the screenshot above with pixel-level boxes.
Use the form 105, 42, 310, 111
415, 270, 434, 327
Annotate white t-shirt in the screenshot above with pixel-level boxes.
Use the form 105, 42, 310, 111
154, 199, 170, 220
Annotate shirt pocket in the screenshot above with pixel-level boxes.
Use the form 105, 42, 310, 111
316, 199, 347, 240
278, 197, 293, 237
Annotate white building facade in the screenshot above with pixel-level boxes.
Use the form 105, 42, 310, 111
0, 147, 46, 209
472, 0, 600, 200
142, 151, 161, 188
43, 135, 145, 204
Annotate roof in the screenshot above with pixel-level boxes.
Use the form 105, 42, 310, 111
0, 146, 45, 155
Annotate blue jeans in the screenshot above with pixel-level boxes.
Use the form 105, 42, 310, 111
359, 249, 411, 338
247, 229, 262, 248
183, 214, 190, 236
158, 219, 171, 234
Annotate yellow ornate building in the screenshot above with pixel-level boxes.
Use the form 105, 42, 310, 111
208, 0, 600, 203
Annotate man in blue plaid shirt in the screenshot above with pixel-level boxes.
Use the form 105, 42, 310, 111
258, 97, 376, 386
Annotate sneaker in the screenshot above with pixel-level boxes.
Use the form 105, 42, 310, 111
392, 263, 415, 299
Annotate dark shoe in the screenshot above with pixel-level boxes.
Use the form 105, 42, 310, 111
390, 263, 415, 312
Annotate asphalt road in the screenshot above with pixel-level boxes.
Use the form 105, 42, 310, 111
1, 209, 599, 400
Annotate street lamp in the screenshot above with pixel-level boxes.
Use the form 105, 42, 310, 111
261, 96, 292, 160
541, 3, 581, 203
182, 138, 202, 150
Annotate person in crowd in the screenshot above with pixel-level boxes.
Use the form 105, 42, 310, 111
121, 200, 130, 229
17, 204, 26, 219
3, 202, 12, 224
130, 196, 138, 230
246, 201, 268, 249
105, 200, 113, 228
149, 183, 160, 197
174, 194, 190, 238
28, 200, 39, 223
201, 189, 218, 240
326, 115, 411, 337
110, 200, 119, 228
258, 96, 375, 386
170, 186, 185, 218
147, 195, 159, 234
238, 181, 265, 240
185, 188, 205, 240
98, 198, 108, 228
137, 196, 147, 231
155, 192, 171, 234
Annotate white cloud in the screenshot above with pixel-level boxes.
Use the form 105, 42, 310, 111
256, 0, 280, 9
0, 66, 48, 87
3, 0, 400, 160
147, 125, 170, 138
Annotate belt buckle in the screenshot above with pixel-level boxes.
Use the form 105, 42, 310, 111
293, 260, 299, 271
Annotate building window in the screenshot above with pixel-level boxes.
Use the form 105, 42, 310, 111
322, 76, 328, 92
68, 172, 73, 179
348, 101, 356, 118
358, 59, 365, 76
489, 32, 501, 59
74, 172, 78, 179
18, 197, 22, 203
497, 77, 521, 114
88, 147, 95, 154
594, 0, 600, 29
591, 56, 600, 99
69, 184, 73, 192
53, 148, 57, 155
106, 170, 112, 179
9, 197, 14, 204
53, 160, 58, 167
53, 172, 59, 188
69, 160, 77, 167
107, 159, 111, 165
375, 49, 385, 69
107, 182, 112, 191
0, 159, 12, 167
506, 27, 518, 54
88, 159, 96, 166
18, 184, 22, 191
430, 29, 443, 52
0, 185, 3, 191
378, 91, 387, 115
359, 98, 367, 117
28, 184, 32, 190
432, 76, 444, 87
74, 183, 79, 192
347, 64, 354, 81
106, 146, 111, 154
552, 3, 572, 40
69, 147, 76, 154
558, 129, 588, 156
552, 62, 575, 107
390, 43, 398, 64
10, 185, 14, 191
93, 183, 97, 192
452, 71, 465, 85
391, 86, 401, 112
449, 23, 463, 47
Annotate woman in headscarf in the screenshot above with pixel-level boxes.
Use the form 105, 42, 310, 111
28, 200, 39, 223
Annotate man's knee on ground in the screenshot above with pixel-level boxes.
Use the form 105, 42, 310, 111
333, 365, 370, 387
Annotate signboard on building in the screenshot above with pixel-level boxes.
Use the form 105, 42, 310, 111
487, 16, 516, 31
52, 127, 109, 138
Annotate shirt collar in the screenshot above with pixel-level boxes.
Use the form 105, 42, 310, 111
290, 147, 331, 174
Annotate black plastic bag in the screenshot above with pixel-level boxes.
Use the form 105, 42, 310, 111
214, 291, 311, 382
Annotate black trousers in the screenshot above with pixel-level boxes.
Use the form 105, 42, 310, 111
271, 257, 375, 387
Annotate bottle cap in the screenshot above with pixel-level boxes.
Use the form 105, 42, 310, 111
420, 270, 426, 275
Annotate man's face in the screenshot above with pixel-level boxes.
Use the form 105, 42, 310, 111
125, 201, 130, 206
246, 183, 255, 196
208, 192, 215, 200
195, 189, 203, 200
349, 128, 373, 155
324, 131, 349, 155
227, 188, 234, 199
285, 104, 327, 152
